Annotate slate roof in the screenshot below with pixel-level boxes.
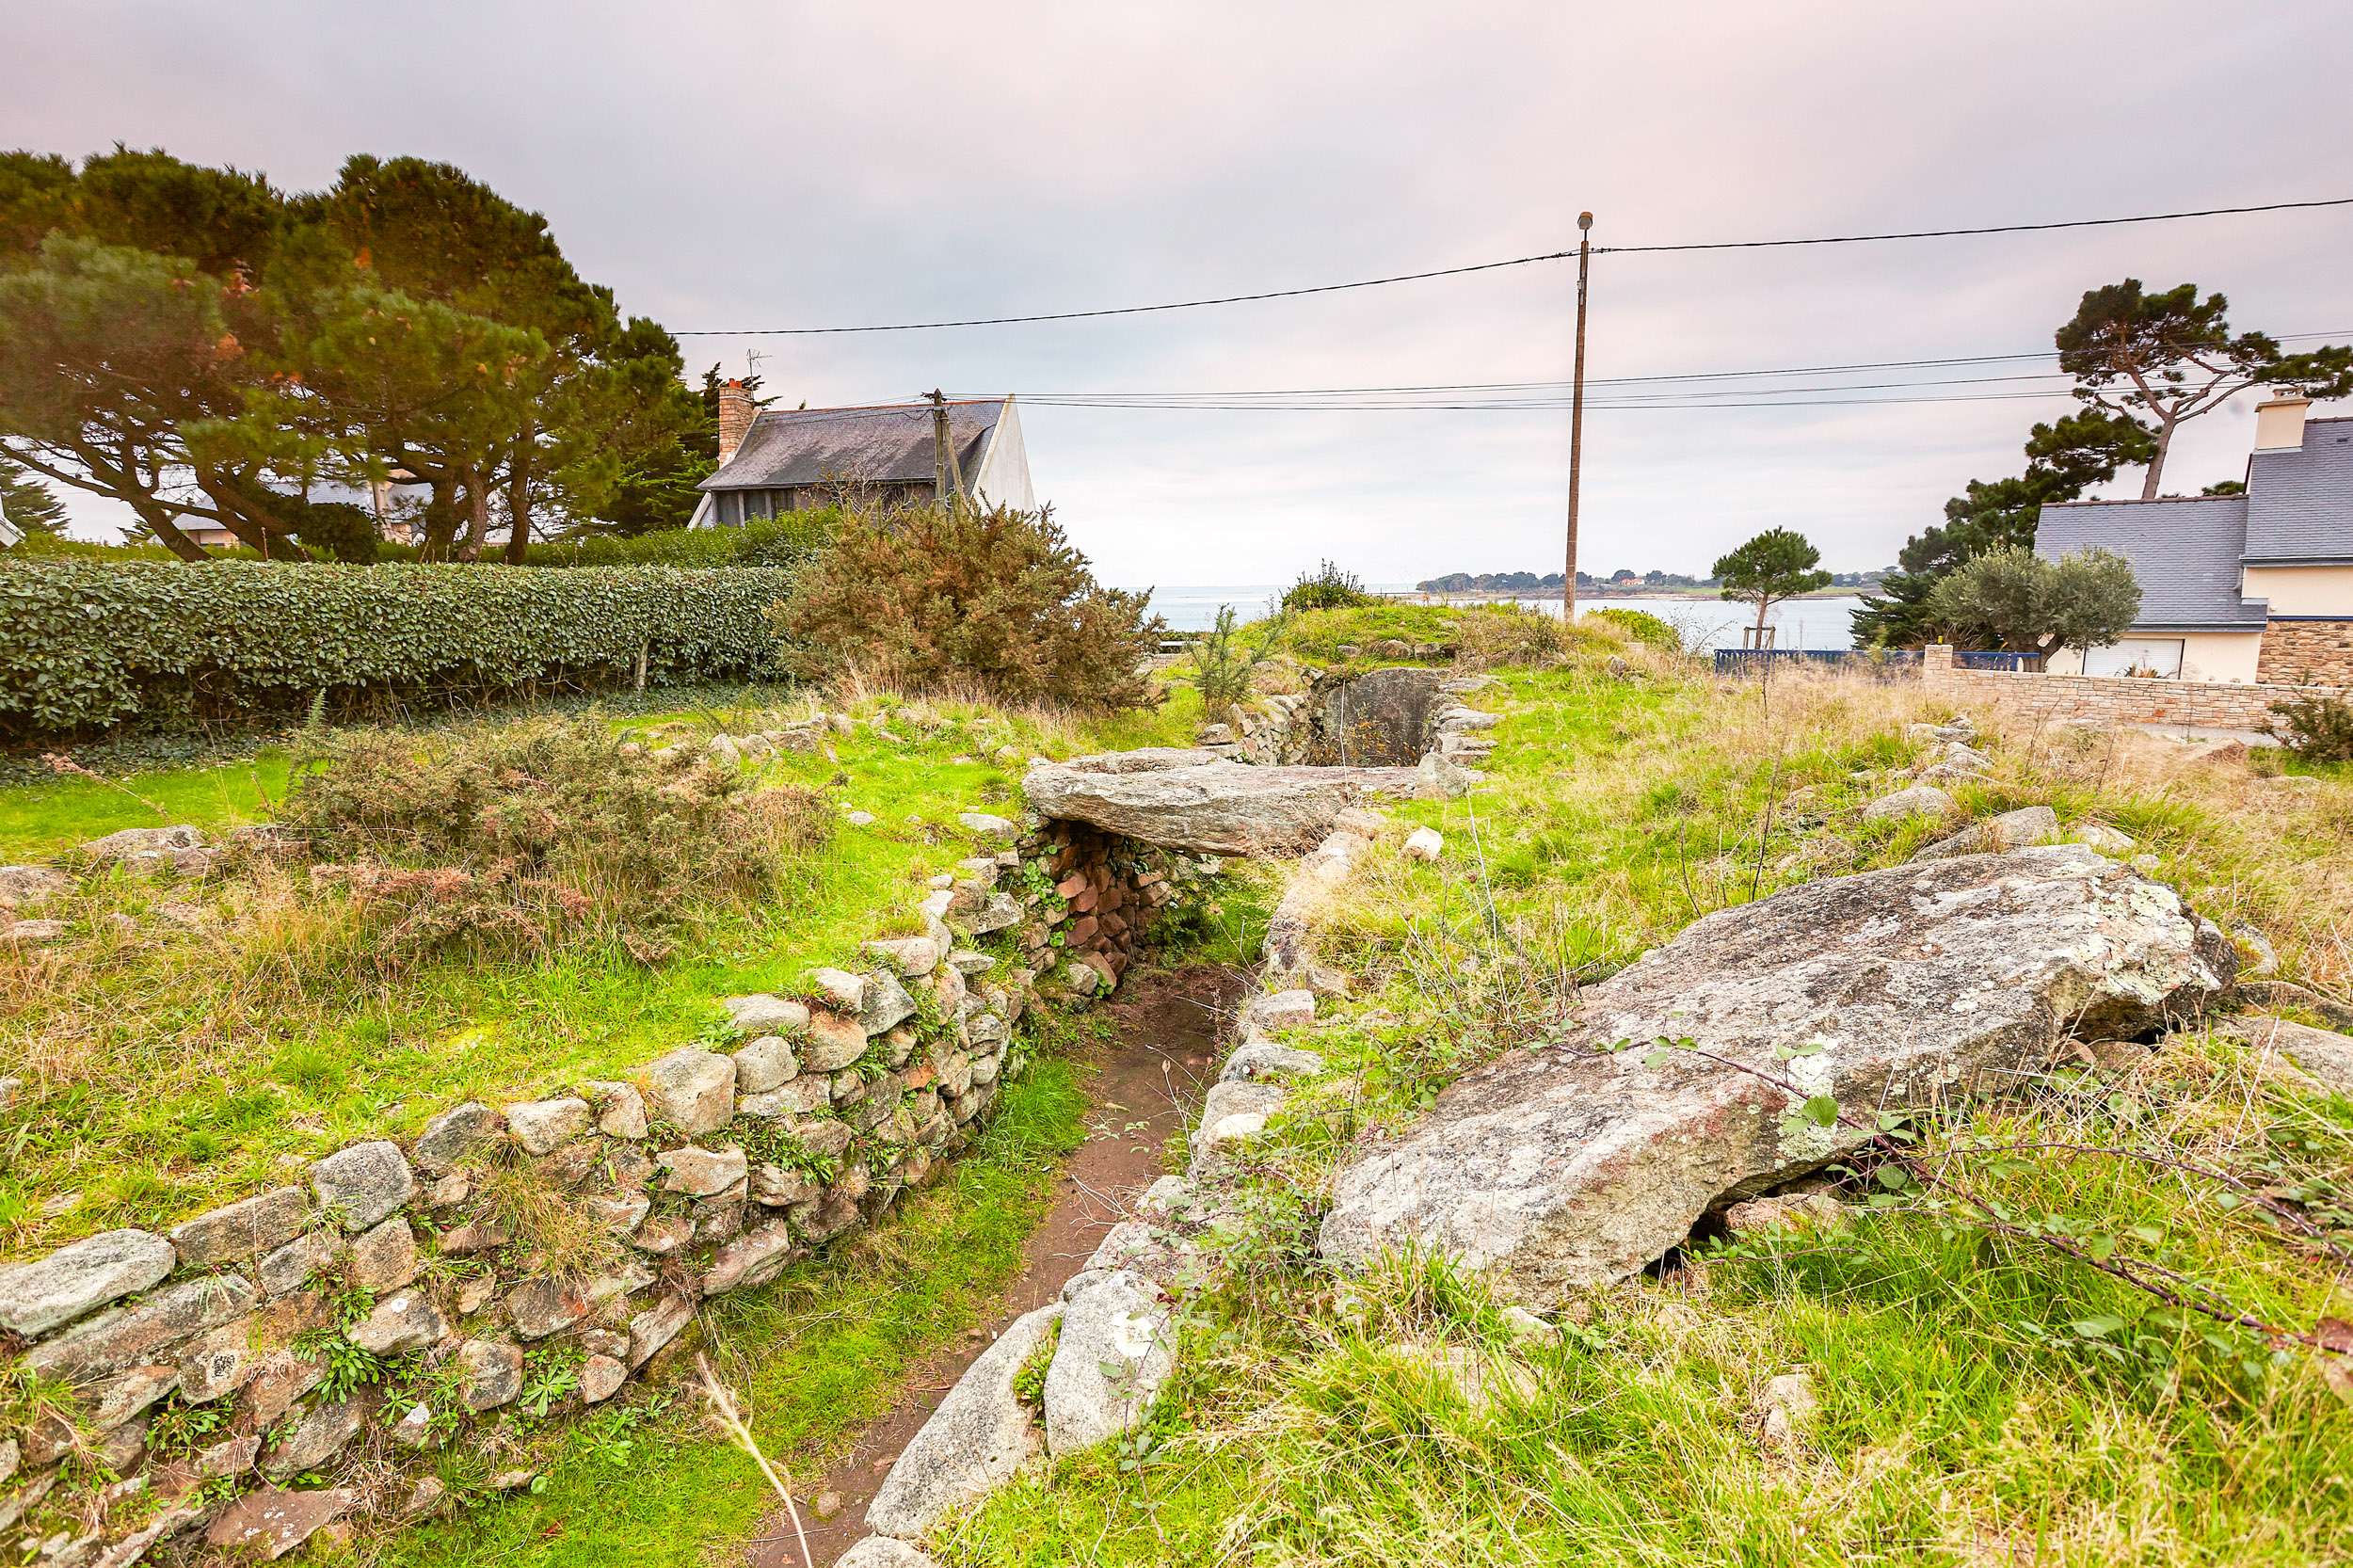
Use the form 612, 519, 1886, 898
2244, 415, 2353, 562
2035, 495, 2267, 629
700, 400, 1004, 492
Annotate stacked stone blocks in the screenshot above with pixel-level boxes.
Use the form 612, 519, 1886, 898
1922, 643, 2349, 730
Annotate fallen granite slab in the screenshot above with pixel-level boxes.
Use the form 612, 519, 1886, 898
1022, 759, 1416, 856
1319, 845, 2234, 1302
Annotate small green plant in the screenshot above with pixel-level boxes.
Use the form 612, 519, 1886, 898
292, 1325, 388, 1402
144, 1393, 233, 1460
569, 1396, 672, 1468
2, 1358, 70, 1426
738, 1118, 843, 1184
1012, 1320, 1062, 1408
1281, 559, 1373, 612
516, 1347, 584, 1419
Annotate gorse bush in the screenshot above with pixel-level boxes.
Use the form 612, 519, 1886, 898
2266, 694, 2353, 762
1585, 606, 1682, 652
1454, 602, 1577, 665
1282, 558, 1374, 612
778, 502, 1163, 711
280, 715, 829, 956
0, 559, 791, 741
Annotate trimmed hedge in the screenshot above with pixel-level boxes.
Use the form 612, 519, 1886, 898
0, 560, 792, 740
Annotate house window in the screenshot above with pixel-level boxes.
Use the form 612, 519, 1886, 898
2084, 638, 2185, 679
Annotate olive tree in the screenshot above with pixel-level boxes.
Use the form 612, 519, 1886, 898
1925, 545, 2140, 668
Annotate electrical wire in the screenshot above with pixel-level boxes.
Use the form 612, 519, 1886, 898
675, 198, 2352, 336
946, 331, 2347, 404
1013, 390, 2126, 412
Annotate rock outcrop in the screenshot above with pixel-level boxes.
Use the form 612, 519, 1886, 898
1022, 758, 1416, 856
1319, 845, 2235, 1301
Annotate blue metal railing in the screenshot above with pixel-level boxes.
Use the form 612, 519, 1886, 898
1712, 648, 1920, 678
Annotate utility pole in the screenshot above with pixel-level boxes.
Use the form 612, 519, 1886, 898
925, 389, 968, 506
926, 390, 952, 504
1564, 211, 1593, 622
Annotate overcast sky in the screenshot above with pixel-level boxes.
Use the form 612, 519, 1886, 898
7, 2, 2346, 586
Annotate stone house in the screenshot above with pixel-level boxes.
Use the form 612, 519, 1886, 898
2037, 395, 2352, 684
688, 382, 1034, 528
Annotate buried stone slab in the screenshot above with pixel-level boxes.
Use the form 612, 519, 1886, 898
1913, 805, 2061, 863
866, 1301, 1062, 1541
1861, 783, 1953, 823
1319, 845, 2235, 1303
1022, 758, 1416, 856
1044, 1269, 1176, 1457
839, 1540, 942, 1568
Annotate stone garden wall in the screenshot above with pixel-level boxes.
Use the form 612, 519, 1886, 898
1922, 643, 2346, 730
0, 815, 1190, 1564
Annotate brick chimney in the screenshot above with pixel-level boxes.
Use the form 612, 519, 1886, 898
2253, 394, 2311, 454
715, 379, 757, 466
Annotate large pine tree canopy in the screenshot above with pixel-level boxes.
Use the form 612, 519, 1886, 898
0, 148, 713, 561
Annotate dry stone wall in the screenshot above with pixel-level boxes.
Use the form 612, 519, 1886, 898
1922, 643, 2347, 730
1199, 669, 1499, 776
2257, 619, 2353, 686
0, 815, 1191, 1564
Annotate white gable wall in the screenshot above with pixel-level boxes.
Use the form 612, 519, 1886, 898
968, 397, 1035, 512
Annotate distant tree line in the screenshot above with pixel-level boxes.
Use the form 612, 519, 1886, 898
0, 147, 721, 562
1417, 567, 1885, 594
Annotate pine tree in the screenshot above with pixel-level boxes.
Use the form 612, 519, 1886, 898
0, 455, 69, 535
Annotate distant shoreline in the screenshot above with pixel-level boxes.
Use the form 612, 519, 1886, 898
1404, 587, 1870, 603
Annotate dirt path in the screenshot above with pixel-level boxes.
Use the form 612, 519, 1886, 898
744, 963, 1244, 1568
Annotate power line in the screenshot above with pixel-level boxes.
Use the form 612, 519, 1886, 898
1014, 389, 2129, 413
936, 329, 2345, 407
1596, 197, 2353, 254
675, 252, 1573, 337
676, 198, 2352, 336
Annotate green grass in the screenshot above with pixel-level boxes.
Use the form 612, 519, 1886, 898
376, 1052, 1091, 1568
942, 647, 2353, 1567
0, 750, 292, 858
0, 690, 1199, 1254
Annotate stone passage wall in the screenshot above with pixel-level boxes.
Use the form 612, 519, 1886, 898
0, 819, 1185, 1564
1199, 667, 1498, 773
1923, 644, 2347, 730
2258, 620, 2353, 686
